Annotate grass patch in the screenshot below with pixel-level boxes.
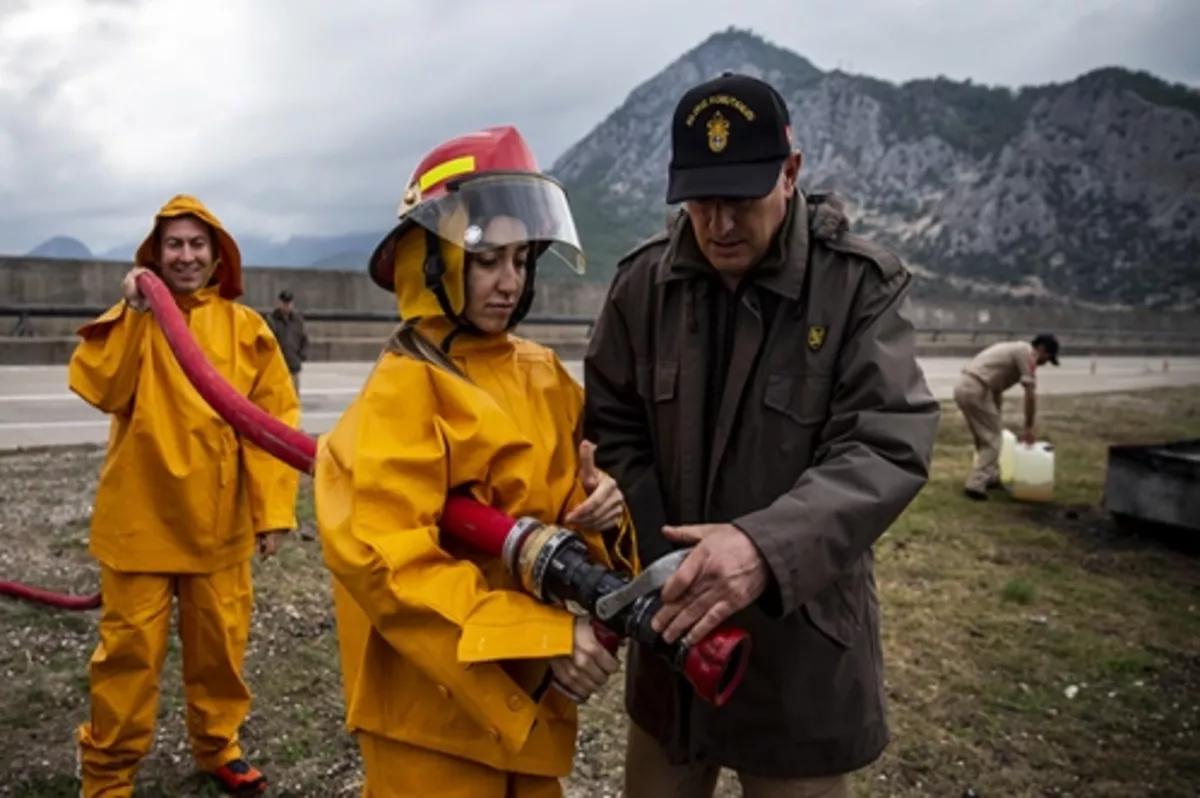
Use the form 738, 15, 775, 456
0, 387, 1197, 796
1001, 578, 1036, 604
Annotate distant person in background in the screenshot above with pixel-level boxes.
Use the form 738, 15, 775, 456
953, 333, 1060, 500
267, 289, 309, 395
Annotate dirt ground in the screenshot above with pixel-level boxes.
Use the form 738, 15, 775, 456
1, 387, 1197, 797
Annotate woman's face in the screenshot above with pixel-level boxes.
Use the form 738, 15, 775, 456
463, 216, 531, 335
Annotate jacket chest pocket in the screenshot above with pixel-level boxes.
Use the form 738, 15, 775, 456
763, 373, 833, 430
635, 360, 679, 464
635, 360, 680, 408
760, 372, 833, 472
636, 360, 678, 402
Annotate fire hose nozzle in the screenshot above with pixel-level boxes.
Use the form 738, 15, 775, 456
593, 547, 752, 707
447, 496, 753, 708
585, 619, 754, 707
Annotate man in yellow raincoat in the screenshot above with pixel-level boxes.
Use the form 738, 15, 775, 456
69, 195, 301, 796
314, 126, 639, 797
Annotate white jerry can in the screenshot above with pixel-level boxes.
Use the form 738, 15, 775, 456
998, 429, 1017, 486
1012, 441, 1055, 502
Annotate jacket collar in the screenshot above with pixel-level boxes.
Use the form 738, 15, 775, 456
656, 189, 811, 301
414, 316, 515, 358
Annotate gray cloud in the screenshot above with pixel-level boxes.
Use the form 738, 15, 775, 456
1, 0, 1196, 254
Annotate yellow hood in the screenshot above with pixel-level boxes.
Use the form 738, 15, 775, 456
384, 217, 469, 322
134, 194, 244, 300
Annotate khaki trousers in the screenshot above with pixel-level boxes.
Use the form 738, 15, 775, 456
953, 373, 1002, 492
622, 722, 852, 798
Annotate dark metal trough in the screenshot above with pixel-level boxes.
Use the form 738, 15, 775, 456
1102, 438, 1200, 533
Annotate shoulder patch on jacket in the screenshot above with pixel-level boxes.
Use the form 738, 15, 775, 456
822, 232, 906, 280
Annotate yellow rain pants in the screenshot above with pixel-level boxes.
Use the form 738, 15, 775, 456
76, 563, 253, 796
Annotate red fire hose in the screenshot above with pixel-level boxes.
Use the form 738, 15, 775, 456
0, 271, 751, 706
0, 581, 100, 611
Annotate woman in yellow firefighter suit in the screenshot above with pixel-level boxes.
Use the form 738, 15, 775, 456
69, 195, 301, 796
314, 126, 639, 798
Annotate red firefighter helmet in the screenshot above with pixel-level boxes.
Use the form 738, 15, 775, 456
368, 125, 585, 328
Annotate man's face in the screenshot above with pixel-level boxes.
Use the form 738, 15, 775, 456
158, 216, 214, 293
683, 152, 802, 276
279, 299, 294, 314
1034, 345, 1054, 366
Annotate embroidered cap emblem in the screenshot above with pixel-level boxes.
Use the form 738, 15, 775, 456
706, 111, 730, 153
807, 325, 827, 352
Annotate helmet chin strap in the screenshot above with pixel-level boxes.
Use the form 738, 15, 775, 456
423, 228, 466, 328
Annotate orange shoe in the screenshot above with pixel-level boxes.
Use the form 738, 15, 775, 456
210, 759, 267, 794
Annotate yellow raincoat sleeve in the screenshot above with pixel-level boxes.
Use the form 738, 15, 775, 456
242, 312, 302, 533
553, 358, 640, 577
67, 301, 151, 416
316, 352, 577, 671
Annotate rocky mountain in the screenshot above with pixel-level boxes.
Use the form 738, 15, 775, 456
550, 28, 1200, 310
17, 28, 1199, 309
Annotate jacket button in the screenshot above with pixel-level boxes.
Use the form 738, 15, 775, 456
437, 684, 450, 699
489, 728, 501, 742
507, 693, 522, 711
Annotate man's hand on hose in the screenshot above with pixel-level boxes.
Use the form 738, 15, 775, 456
256, 530, 287, 559
122, 266, 154, 312
549, 616, 621, 704
652, 523, 769, 647
564, 440, 624, 531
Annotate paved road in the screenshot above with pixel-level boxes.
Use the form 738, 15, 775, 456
1, 357, 1198, 450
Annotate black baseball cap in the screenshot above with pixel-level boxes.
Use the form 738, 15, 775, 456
1032, 333, 1060, 366
666, 71, 793, 204
278, 290, 294, 302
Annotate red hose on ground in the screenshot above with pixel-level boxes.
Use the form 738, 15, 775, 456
0, 581, 101, 611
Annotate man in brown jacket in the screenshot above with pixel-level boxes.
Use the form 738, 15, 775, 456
583, 72, 941, 796
954, 334, 1059, 500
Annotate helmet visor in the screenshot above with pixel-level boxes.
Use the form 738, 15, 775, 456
404, 173, 586, 275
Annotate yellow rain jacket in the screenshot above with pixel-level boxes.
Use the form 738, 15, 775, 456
69, 194, 301, 572
315, 248, 638, 777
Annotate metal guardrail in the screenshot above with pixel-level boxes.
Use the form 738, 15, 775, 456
3, 304, 1200, 346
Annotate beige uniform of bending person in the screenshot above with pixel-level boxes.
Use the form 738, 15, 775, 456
953, 335, 1059, 499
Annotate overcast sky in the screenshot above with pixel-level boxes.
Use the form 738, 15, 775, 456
1, 0, 1196, 255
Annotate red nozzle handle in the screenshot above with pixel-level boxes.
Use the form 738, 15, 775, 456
682, 626, 751, 707
590, 619, 623, 654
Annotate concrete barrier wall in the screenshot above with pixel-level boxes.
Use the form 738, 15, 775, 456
4, 256, 1199, 365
